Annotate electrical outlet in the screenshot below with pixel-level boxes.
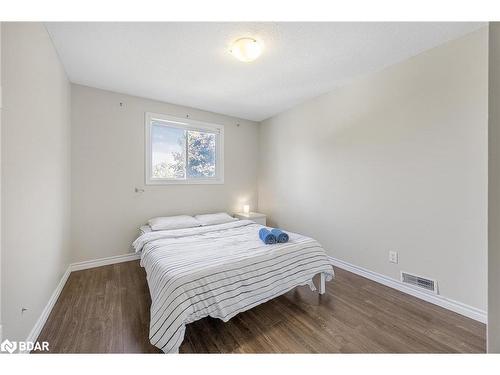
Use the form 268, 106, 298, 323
389, 251, 398, 264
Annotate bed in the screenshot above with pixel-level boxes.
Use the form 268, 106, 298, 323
132, 219, 334, 353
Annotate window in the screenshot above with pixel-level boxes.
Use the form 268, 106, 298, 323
145, 112, 224, 184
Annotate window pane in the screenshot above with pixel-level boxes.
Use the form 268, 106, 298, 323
187, 130, 216, 178
151, 122, 186, 179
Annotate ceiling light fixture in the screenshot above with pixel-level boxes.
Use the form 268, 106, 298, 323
229, 37, 263, 62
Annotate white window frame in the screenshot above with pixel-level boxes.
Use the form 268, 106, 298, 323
145, 112, 224, 185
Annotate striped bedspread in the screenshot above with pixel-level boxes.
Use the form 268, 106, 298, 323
132, 220, 334, 353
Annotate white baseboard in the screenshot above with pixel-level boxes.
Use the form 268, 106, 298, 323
22, 265, 72, 352
70, 252, 140, 272
21, 252, 140, 350
329, 256, 487, 324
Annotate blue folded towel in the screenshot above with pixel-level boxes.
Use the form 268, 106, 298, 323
259, 228, 277, 244
271, 228, 289, 243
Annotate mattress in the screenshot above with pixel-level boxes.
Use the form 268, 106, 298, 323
132, 219, 334, 353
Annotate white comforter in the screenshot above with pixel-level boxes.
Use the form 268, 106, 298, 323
132, 220, 334, 353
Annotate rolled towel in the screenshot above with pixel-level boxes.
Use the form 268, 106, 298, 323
259, 228, 277, 245
271, 228, 289, 243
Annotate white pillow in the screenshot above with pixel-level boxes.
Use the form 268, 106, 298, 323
148, 215, 201, 231
139, 225, 152, 235
195, 212, 237, 226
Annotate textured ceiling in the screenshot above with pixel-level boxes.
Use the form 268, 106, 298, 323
45, 22, 485, 121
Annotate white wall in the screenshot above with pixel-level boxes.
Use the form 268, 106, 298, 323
1, 23, 72, 341
71, 84, 259, 262
488, 22, 500, 353
259, 28, 488, 311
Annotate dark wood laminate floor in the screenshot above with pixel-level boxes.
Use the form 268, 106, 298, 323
34, 260, 486, 353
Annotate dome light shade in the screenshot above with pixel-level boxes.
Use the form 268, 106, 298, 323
230, 38, 263, 62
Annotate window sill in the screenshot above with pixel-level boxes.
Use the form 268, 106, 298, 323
145, 178, 224, 185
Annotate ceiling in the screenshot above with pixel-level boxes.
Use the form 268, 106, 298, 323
45, 22, 485, 122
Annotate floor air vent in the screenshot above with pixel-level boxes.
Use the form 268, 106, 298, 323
401, 272, 438, 294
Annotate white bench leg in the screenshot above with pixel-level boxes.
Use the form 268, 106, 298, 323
319, 272, 326, 295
